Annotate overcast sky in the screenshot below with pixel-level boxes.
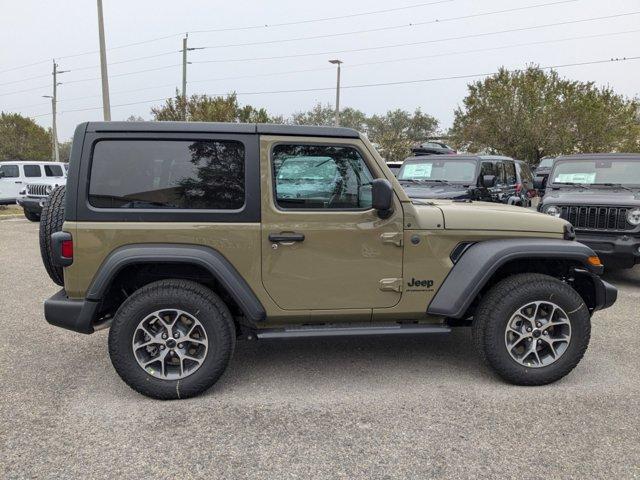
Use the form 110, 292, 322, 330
1, 0, 639, 142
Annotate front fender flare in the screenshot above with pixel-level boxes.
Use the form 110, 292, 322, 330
426, 238, 600, 318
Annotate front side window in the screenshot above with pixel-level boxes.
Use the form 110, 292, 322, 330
0, 164, 19, 178
551, 160, 640, 186
89, 139, 245, 209
272, 144, 374, 209
44, 164, 64, 177
399, 159, 477, 184
23, 164, 41, 177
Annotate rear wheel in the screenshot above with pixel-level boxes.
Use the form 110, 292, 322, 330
108, 280, 236, 399
23, 209, 40, 222
39, 185, 65, 286
473, 273, 590, 385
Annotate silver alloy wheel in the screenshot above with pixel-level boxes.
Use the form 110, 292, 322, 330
504, 301, 571, 368
132, 309, 208, 380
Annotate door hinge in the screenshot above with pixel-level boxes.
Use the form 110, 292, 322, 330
379, 278, 403, 292
380, 232, 403, 247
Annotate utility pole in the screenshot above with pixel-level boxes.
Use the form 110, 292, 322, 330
329, 59, 343, 126
97, 0, 111, 120
43, 60, 68, 162
180, 34, 203, 121
182, 34, 188, 120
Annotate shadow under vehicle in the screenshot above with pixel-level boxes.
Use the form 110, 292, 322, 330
538, 153, 640, 269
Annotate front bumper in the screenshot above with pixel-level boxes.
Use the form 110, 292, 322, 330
576, 232, 640, 269
17, 196, 47, 214
44, 289, 100, 334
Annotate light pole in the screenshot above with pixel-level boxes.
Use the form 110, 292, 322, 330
97, 0, 111, 120
329, 59, 343, 126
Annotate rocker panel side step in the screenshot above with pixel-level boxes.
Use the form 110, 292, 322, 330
255, 323, 451, 339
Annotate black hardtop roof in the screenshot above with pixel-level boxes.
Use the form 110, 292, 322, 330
85, 121, 360, 138
403, 154, 513, 163
555, 153, 640, 161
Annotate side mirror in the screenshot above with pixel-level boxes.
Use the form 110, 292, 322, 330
371, 178, 393, 218
481, 175, 496, 188
533, 176, 547, 190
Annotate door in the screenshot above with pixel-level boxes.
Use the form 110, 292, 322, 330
260, 138, 404, 311
0, 164, 22, 202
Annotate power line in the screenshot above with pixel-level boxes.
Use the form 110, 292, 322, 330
0, 0, 453, 76
192, 11, 640, 65
190, 0, 454, 33
199, 0, 580, 50
8, 27, 638, 109
29, 55, 637, 117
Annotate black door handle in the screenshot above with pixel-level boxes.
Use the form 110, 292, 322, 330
269, 232, 305, 243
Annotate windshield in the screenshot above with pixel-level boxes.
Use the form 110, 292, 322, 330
551, 159, 640, 186
398, 159, 477, 183
538, 158, 554, 168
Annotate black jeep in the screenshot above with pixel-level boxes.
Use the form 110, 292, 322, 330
397, 154, 537, 207
539, 153, 640, 269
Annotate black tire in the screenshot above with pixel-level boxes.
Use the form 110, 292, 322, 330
108, 280, 236, 400
39, 186, 66, 286
472, 273, 591, 386
24, 209, 40, 222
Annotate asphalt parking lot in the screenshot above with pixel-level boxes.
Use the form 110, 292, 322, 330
1, 218, 639, 479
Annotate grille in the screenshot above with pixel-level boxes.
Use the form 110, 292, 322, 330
559, 205, 633, 231
26, 184, 50, 197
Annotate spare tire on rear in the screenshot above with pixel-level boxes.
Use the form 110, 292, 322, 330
39, 185, 66, 286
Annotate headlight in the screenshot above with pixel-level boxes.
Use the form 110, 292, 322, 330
46, 185, 53, 194
627, 208, 640, 226
545, 205, 560, 217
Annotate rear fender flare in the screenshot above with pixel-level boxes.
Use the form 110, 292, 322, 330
86, 244, 266, 323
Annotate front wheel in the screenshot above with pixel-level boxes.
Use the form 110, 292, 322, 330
108, 280, 236, 399
473, 273, 591, 386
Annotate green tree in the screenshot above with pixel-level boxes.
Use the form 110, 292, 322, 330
366, 109, 439, 162
450, 66, 639, 162
292, 104, 439, 162
58, 140, 73, 162
0, 112, 51, 160
151, 91, 276, 123
291, 103, 368, 131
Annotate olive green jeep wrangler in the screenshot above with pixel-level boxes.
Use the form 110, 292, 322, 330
40, 122, 617, 399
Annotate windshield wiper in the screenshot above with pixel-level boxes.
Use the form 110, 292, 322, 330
591, 183, 633, 191
553, 182, 590, 189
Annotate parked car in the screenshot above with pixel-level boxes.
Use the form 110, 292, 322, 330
11, 162, 67, 221
40, 121, 615, 399
411, 140, 456, 156
538, 153, 640, 269
397, 155, 537, 207
0, 161, 66, 207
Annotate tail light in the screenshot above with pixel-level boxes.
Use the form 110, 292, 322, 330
61, 239, 73, 259
50, 231, 73, 267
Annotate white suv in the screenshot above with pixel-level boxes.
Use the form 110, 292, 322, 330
0, 161, 67, 221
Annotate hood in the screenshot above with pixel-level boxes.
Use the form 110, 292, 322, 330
400, 182, 471, 200
410, 200, 566, 234
542, 187, 640, 207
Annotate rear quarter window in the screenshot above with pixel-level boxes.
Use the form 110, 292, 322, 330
88, 139, 245, 210
44, 164, 64, 177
